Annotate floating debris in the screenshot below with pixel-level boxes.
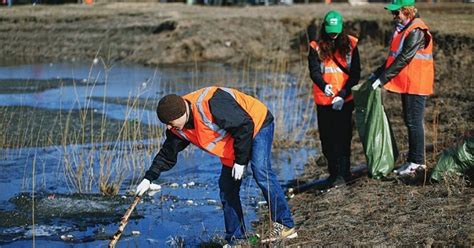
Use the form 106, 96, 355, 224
146, 238, 160, 244
94, 227, 106, 235
148, 184, 162, 196
60, 234, 74, 241
159, 194, 179, 202
131, 230, 141, 236
170, 183, 179, 188
257, 201, 267, 208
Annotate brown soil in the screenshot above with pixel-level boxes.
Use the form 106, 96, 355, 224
0, 3, 472, 65
0, 2, 473, 246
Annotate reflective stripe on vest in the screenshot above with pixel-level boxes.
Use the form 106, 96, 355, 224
178, 87, 236, 151
321, 51, 352, 72
173, 87, 268, 167
323, 67, 343, 74
309, 35, 358, 105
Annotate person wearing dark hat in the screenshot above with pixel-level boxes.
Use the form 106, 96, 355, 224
136, 87, 297, 244
370, 0, 434, 176
308, 10, 361, 186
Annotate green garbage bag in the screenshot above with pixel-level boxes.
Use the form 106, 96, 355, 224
352, 82, 398, 179
431, 137, 474, 181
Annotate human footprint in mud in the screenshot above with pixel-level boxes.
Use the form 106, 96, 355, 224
308, 10, 361, 187
370, 0, 434, 176
135, 86, 297, 245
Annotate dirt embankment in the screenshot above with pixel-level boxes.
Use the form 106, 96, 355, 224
0, 3, 472, 66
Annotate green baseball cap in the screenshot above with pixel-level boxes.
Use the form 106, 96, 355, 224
324, 10, 343, 34
385, 0, 415, 11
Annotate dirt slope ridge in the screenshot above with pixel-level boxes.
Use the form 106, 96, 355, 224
0, 3, 472, 65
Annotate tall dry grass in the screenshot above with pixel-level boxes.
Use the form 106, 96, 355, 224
0, 56, 314, 196
60, 58, 163, 195
226, 57, 315, 148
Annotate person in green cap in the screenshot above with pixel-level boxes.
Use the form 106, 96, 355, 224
307, 10, 361, 187
370, 0, 434, 176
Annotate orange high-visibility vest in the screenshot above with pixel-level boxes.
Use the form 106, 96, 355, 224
383, 18, 434, 95
171, 87, 268, 167
309, 35, 358, 106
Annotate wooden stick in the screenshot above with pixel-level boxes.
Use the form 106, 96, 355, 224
109, 195, 141, 248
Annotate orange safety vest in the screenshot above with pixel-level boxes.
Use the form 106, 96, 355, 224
171, 87, 268, 167
309, 35, 358, 106
383, 18, 434, 95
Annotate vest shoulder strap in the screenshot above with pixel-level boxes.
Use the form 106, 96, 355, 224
332, 35, 358, 75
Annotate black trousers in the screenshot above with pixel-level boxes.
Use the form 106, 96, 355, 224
316, 101, 354, 162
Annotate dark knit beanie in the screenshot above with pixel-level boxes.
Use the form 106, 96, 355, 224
156, 94, 186, 124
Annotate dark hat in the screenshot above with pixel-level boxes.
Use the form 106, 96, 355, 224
156, 94, 186, 124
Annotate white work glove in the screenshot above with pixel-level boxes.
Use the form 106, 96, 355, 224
371, 79, 382, 90
231, 163, 245, 180
135, 179, 151, 196
331, 96, 344, 111
324, 84, 335, 97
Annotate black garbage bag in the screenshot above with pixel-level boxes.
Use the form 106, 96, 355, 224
352, 82, 398, 179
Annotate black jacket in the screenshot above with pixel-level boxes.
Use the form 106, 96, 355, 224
144, 88, 273, 181
308, 37, 361, 102
373, 18, 429, 85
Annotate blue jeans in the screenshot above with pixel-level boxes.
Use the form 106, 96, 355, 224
219, 122, 294, 242
401, 94, 426, 164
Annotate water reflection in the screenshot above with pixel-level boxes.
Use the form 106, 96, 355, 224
0, 62, 315, 247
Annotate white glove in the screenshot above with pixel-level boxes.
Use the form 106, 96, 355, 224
324, 84, 335, 97
331, 96, 344, 111
135, 179, 151, 196
371, 79, 382, 90
231, 163, 245, 180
